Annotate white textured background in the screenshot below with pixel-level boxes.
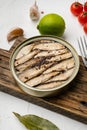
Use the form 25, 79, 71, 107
0, 0, 87, 130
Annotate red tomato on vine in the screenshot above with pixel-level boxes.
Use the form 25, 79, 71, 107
84, 2, 87, 11
70, 2, 83, 16
78, 11, 87, 25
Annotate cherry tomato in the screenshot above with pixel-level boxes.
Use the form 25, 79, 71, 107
84, 2, 87, 11
70, 2, 83, 16
78, 11, 87, 25
83, 23, 87, 33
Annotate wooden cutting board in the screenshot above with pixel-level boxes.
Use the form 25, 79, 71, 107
0, 36, 87, 124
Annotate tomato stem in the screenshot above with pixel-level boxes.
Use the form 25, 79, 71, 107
83, 12, 87, 16
75, 2, 80, 7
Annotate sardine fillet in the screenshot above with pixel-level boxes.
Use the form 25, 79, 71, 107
46, 68, 74, 83
15, 44, 35, 60
15, 49, 39, 66
47, 52, 72, 62
44, 58, 75, 74
18, 62, 53, 82
36, 81, 64, 90
34, 48, 69, 58
15, 57, 44, 72
26, 71, 59, 87
33, 42, 65, 50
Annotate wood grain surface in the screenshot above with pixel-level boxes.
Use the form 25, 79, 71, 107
0, 36, 87, 124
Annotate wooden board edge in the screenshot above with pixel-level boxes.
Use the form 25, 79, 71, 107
0, 86, 87, 124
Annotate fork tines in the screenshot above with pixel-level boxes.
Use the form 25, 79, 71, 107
78, 36, 87, 68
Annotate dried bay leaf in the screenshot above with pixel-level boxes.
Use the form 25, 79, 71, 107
13, 112, 60, 130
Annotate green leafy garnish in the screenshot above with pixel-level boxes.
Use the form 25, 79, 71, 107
13, 112, 60, 130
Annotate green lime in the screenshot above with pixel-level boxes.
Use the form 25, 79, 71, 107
37, 13, 65, 36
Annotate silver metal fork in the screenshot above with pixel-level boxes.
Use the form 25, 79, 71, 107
78, 36, 87, 68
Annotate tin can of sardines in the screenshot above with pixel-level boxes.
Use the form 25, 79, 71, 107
10, 35, 79, 97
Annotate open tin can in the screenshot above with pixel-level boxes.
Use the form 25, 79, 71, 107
10, 35, 80, 97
